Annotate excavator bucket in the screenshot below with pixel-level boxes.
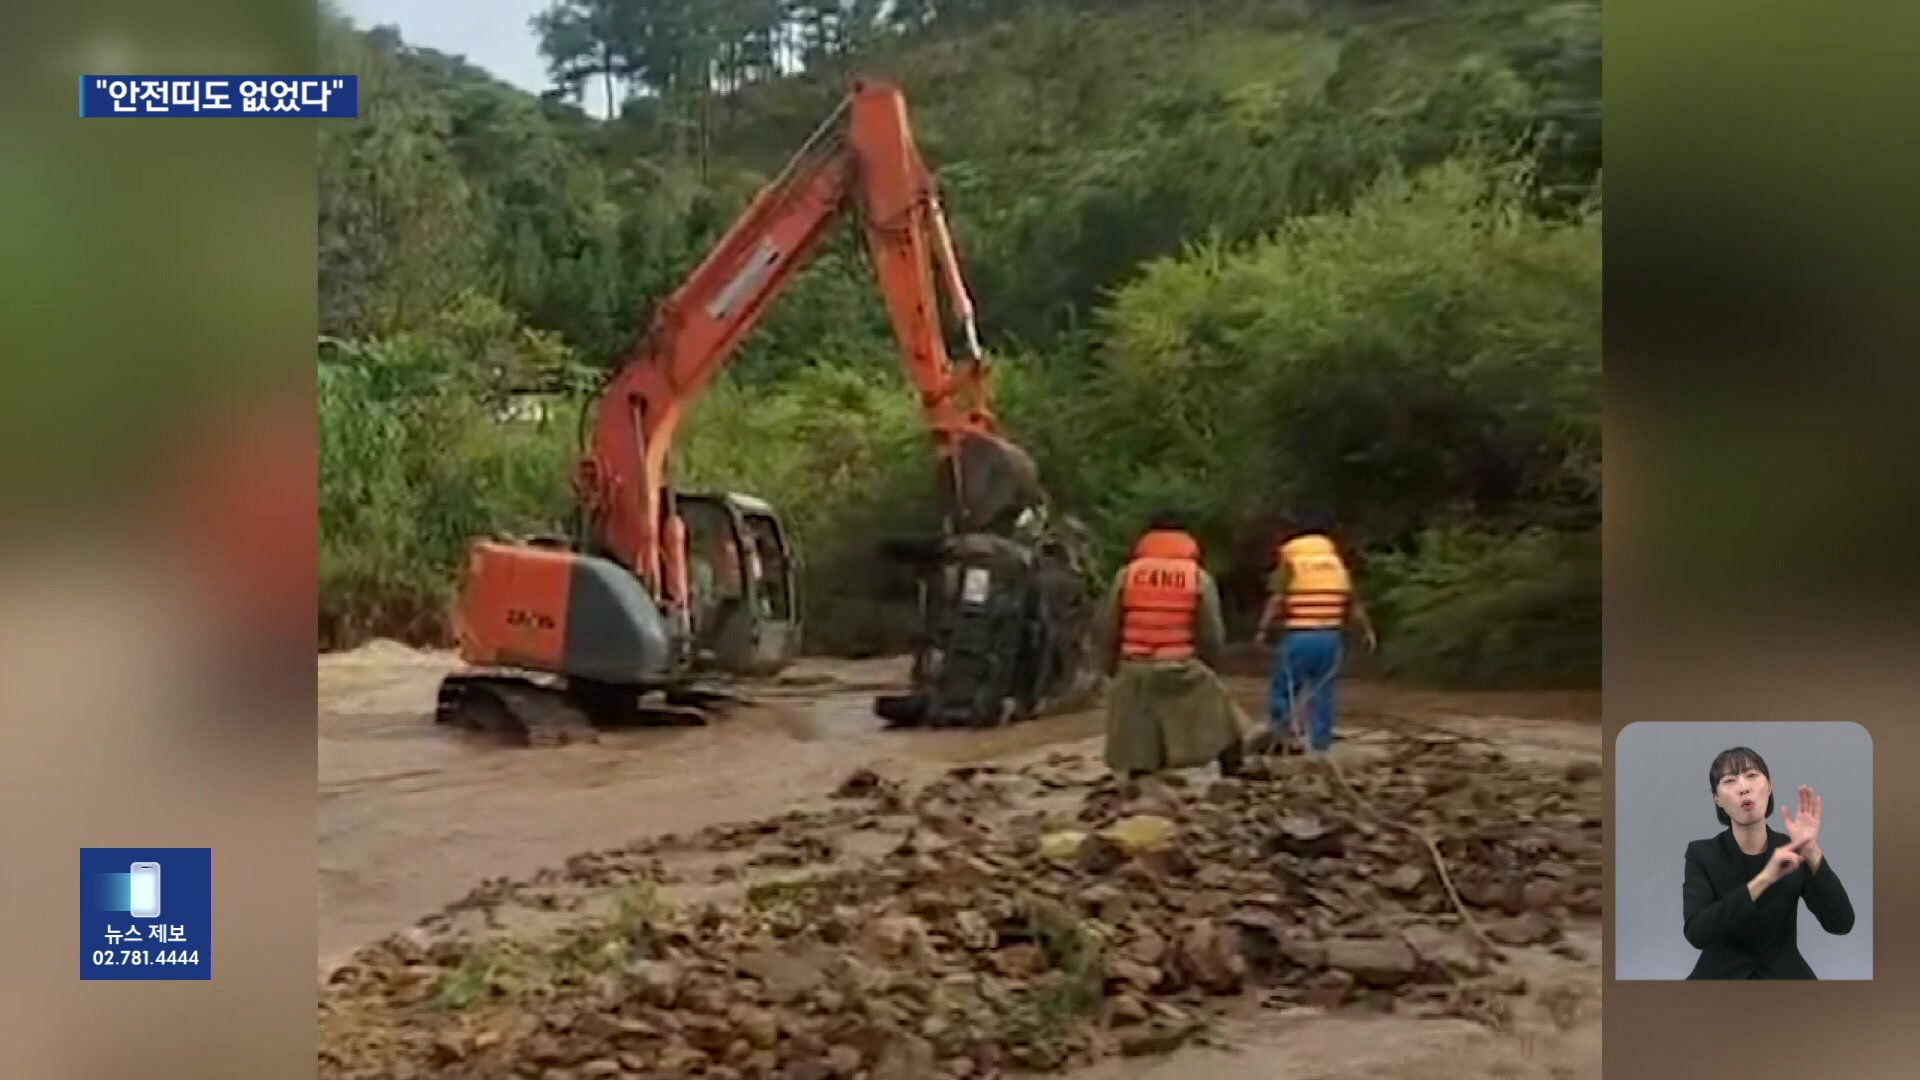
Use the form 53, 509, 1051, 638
941, 431, 1046, 534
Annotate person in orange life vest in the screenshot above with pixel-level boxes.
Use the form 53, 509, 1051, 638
1093, 511, 1245, 778
1255, 516, 1376, 757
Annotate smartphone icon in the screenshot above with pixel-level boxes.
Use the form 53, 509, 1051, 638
129, 862, 161, 919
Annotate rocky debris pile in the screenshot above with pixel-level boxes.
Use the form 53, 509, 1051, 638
319, 739, 1601, 1079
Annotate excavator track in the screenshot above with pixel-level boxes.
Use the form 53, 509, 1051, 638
435, 674, 600, 748
434, 672, 750, 746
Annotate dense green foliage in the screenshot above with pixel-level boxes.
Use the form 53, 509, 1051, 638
317, 0, 1601, 687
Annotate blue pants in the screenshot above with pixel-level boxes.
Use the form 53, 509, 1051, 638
1269, 629, 1344, 751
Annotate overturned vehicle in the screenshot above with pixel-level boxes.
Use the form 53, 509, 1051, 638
873, 517, 1104, 730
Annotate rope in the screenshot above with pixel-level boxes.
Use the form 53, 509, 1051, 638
1266, 632, 1340, 752
1266, 633, 1502, 958
1320, 751, 1501, 957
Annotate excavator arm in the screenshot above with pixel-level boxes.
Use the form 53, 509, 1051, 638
575, 78, 1041, 633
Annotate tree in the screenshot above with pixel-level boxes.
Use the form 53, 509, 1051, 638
532, 0, 632, 116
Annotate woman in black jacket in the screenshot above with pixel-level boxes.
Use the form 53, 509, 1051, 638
1682, 746, 1855, 979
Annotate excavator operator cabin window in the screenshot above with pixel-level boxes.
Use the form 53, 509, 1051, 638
745, 515, 793, 622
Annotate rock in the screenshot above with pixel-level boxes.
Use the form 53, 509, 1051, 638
1077, 833, 1131, 874
1101, 815, 1177, 855
430, 1032, 465, 1064
1136, 846, 1199, 880
942, 855, 1002, 887
1278, 936, 1327, 971
1563, 760, 1600, 783
834, 769, 883, 798
1128, 928, 1168, 967
1174, 921, 1246, 994
525, 1033, 566, 1064
864, 997, 906, 1028
730, 1004, 780, 1048
1039, 831, 1087, 863
1401, 925, 1486, 978
953, 910, 996, 951
1521, 879, 1564, 911
1302, 969, 1356, 1007
1080, 883, 1129, 920
1192, 864, 1235, 889
787, 1031, 829, 1060
1109, 994, 1150, 1026
629, 959, 684, 1007
580, 1061, 621, 1078
1105, 957, 1162, 991
1205, 779, 1244, 804
1325, 938, 1419, 988
1272, 816, 1344, 858
1380, 865, 1426, 894
1535, 859, 1576, 880
1458, 876, 1506, 909
736, 943, 834, 1002
684, 1015, 738, 1053
990, 942, 1045, 977
1490, 972, 1529, 994
659, 1040, 711, 1072
866, 914, 931, 961
827, 1043, 865, 1075
831, 954, 891, 998
1486, 912, 1556, 946
679, 979, 731, 1015
1224, 909, 1291, 972
872, 1034, 938, 1080
1119, 1013, 1200, 1056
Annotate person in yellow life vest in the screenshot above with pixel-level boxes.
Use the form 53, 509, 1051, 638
1092, 511, 1247, 778
1255, 516, 1377, 758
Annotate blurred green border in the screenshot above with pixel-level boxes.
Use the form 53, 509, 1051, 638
0, 1, 315, 504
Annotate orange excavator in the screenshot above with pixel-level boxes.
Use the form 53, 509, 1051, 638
434, 77, 1099, 746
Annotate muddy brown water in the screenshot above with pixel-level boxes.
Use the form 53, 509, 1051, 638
319, 643, 1602, 1078
318, 651, 1112, 960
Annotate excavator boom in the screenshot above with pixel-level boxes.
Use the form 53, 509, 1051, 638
576, 79, 1039, 640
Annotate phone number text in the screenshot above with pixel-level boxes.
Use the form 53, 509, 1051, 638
89, 950, 200, 966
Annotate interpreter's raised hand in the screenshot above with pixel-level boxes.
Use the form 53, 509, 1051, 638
1781, 784, 1822, 851
1763, 844, 1804, 883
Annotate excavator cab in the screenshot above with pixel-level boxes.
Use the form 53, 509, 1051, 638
675, 492, 802, 676
436, 492, 800, 746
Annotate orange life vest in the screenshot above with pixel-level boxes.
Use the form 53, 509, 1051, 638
1119, 530, 1203, 660
1276, 533, 1351, 630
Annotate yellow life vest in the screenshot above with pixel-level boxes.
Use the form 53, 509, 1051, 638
1277, 533, 1351, 630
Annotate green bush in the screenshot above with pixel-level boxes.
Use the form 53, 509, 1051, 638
1365, 523, 1600, 688
318, 311, 584, 647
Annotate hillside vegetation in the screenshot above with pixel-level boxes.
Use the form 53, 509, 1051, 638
317, 0, 1601, 688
